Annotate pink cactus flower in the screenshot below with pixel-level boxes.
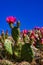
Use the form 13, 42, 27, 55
30, 31, 35, 39
30, 34, 35, 39
23, 34, 27, 37
6, 16, 16, 24
30, 35, 35, 39
22, 30, 28, 37
22, 30, 28, 34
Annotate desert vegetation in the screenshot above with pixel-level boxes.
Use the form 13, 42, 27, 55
0, 16, 43, 65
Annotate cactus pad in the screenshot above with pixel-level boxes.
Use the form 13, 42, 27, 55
4, 39, 13, 55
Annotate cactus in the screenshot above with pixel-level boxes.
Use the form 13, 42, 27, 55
22, 32, 34, 62
0, 30, 13, 59
8, 21, 20, 60
4, 39, 13, 55
14, 42, 22, 61
6, 16, 34, 62
11, 21, 20, 44
5, 30, 8, 39
11, 26, 20, 44
8, 20, 22, 60
21, 43, 34, 63
1, 30, 9, 44
8, 20, 20, 44
1, 30, 5, 44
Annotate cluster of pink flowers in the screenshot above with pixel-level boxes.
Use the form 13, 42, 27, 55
22, 27, 43, 47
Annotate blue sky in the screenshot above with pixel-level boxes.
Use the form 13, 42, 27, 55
0, 0, 43, 34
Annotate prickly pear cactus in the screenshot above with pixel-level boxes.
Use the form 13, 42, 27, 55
23, 35, 29, 43
6, 16, 34, 62
14, 42, 22, 60
22, 33, 34, 62
4, 39, 13, 55
5, 30, 8, 39
11, 27, 20, 43
11, 21, 20, 44
21, 43, 34, 63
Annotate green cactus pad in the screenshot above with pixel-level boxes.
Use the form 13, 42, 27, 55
14, 43, 22, 60
21, 43, 34, 62
4, 39, 13, 55
11, 27, 20, 43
